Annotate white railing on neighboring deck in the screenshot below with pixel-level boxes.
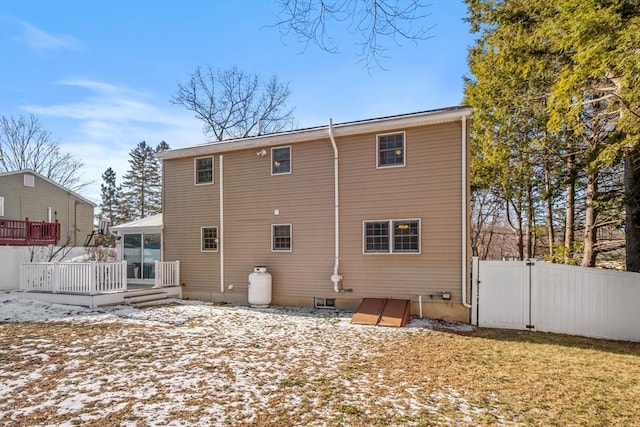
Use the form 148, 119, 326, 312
154, 260, 180, 288
21, 261, 127, 294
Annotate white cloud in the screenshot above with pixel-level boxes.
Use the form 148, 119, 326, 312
21, 79, 205, 203
8, 17, 81, 54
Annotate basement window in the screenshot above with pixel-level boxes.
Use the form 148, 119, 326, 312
314, 297, 336, 309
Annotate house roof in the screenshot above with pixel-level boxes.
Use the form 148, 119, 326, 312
157, 106, 471, 160
110, 213, 163, 233
0, 169, 97, 207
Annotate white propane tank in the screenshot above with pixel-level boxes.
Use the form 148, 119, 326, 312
248, 266, 272, 307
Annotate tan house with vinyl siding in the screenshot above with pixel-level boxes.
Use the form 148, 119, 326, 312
158, 106, 472, 322
0, 169, 95, 247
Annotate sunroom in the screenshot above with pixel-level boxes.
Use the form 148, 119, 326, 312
109, 214, 163, 286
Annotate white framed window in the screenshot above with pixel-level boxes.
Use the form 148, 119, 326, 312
201, 226, 218, 252
363, 219, 420, 254
376, 132, 406, 168
195, 156, 214, 185
0, 196, 4, 217
272, 224, 292, 252
271, 146, 291, 175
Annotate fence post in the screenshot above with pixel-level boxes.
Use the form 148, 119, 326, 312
154, 260, 160, 288
471, 257, 479, 326
89, 263, 96, 294
175, 260, 180, 287
122, 261, 128, 291
53, 263, 60, 293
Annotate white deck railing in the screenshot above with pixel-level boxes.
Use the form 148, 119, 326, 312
154, 260, 180, 288
21, 261, 127, 294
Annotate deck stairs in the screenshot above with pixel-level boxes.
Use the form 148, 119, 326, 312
123, 289, 173, 308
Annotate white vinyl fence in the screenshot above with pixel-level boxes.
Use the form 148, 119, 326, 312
21, 261, 127, 294
473, 259, 640, 342
0, 246, 86, 290
154, 260, 180, 288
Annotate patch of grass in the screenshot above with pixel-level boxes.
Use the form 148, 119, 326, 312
278, 377, 305, 388
382, 328, 640, 426
339, 404, 362, 415
1, 317, 638, 426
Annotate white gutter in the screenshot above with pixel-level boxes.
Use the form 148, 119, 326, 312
328, 119, 342, 292
219, 154, 225, 294
461, 116, 472, 308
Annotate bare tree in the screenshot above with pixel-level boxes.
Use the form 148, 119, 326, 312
274, 0, 432, 70
0, 114, 87, 191
28, 234, 75, 262
172, 66, 295, 141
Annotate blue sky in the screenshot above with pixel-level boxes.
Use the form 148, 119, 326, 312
1, 0, 474, 203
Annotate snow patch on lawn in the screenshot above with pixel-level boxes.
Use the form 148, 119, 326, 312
0, 291, 474, 332
0, 291, 483, 425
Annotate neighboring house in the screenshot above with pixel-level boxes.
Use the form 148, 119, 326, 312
0, 170, 95, 247
110, 214, 163, 286
158, 107, 472, 322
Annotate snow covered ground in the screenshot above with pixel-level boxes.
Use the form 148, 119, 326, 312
0, 292, 482, 426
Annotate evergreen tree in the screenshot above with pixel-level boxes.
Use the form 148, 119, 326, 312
465, 0, 638, 267
98, 167, 121, 225
121, 141, 163, 220
95, 167, 124, 246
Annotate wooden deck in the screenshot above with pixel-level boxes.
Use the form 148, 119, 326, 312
18, 286, 182, 308
19, 260, 182, 308
0, 218, 60, 246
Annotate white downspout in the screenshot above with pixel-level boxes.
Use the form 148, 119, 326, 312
328, 119, 342, 292
219, 154, 225, 294
461, 115, 472, 308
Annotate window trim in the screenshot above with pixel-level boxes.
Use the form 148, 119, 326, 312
362, 218, 421, 254
271, 223, 292, 252
376, 131, 406, 169
271, 146, 292, 175
194, 156, 214, 185
201, 226, 219, 252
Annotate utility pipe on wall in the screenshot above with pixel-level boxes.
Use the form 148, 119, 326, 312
219, 154, 225, 294
328, 119, 342, 292
461, 115, 472, 309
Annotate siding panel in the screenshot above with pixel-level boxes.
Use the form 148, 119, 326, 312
339, 122, 464, 301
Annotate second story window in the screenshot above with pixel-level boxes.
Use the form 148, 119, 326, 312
195, 156, 214, 184
272, 146, 291, 175
377, 132, 405, 168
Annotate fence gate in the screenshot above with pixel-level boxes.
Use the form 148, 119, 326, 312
472, 258, 640, 342
473, 260, 533, 330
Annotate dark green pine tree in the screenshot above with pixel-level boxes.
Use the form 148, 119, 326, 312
98, 167, 123, 226
121, 141, 163, 220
